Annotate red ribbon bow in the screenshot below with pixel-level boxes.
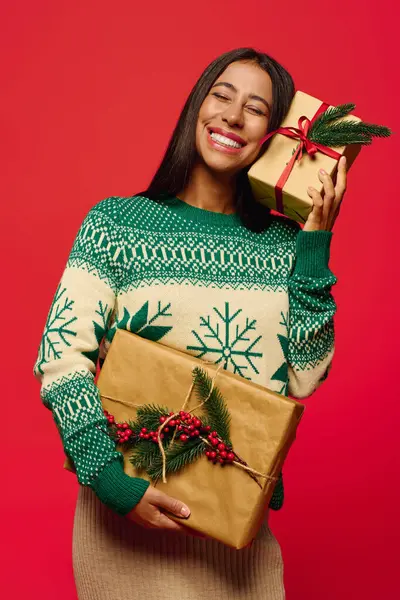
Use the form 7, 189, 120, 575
259, 102, 342, 215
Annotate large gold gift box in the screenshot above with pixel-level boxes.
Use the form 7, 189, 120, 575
248, 90, 362, 223
65, 330, 305, 549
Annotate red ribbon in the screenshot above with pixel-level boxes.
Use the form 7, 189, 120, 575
260, 102, 342, 215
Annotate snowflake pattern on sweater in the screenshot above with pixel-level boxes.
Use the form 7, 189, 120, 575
34, 195, 337, 515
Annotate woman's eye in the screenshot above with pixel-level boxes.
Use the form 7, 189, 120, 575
247, 106, 265, 116
212, 93, 230, 101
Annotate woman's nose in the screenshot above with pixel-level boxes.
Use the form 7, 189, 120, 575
222, 103, 244, 128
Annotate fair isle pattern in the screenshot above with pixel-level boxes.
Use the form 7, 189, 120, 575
34, 194, 337, 514
71, 196, 297, 293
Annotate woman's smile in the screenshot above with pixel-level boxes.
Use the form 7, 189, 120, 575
207, 127, 247, 154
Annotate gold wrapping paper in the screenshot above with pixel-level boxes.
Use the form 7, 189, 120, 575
248, 90, 362, 223
64, 330, 305, 549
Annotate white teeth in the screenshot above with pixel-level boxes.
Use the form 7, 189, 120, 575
210, 132, 243, 149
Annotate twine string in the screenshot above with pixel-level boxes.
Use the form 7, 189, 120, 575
99, 364, 278, 486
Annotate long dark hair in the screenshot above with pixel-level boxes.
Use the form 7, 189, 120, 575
143, 47, 295, 232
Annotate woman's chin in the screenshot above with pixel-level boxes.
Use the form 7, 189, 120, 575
201, 154, 244, 176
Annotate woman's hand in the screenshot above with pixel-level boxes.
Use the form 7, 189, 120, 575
126, 486, 192, 534
303, 156, 347, 232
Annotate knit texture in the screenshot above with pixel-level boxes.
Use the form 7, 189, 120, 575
34, 195, 337, 515
73, 486, 285, 600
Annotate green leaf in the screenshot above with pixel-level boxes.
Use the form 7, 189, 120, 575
119, 307, 130, 330
129, 302, 149, 332
139, 325, 173, 341
192, 367, 231, 445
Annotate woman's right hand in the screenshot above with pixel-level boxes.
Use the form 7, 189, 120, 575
126, 486, 191, 533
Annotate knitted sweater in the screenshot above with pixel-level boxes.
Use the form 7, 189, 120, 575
33, 195, 337, 516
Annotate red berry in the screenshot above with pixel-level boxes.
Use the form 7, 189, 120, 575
144, 434, 150, 440
159, 416, 166, 423
179, 411, 186, 418
122, 423, 128, 429
190, 431, 197, 437
169, 412, 174, 416
169, 420, 177, 427
211, 431, 218, 438
178, 425, 183, 431
227, 452, 235, 462
180, 434, 188, 442
205, 451, 211, 457
160, 433, 165, 439
205, 426, 211, 432
188, 424, 195, 431
152, 437, 159, 443
210, 451, 217, 459
139, 432, 145, 439
210, 438, 219, 446
194, 430, 200, 436
141, 427, 147, 433
193, 418, 202, 428
220, 451, 227, 459
217, 443, 226, 452
126, 429, 132, 436
218, 457, 225, 464
164, 427, 170, 433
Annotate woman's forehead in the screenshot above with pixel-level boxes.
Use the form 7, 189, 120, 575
214, 61, 273, 99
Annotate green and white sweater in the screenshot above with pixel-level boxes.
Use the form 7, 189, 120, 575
33, 195, 337, 516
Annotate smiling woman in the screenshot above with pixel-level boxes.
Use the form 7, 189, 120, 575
34, 47, 341, 600
145, 47, 295, 230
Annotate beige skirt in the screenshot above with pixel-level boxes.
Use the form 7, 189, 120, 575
73, 486, 285, 600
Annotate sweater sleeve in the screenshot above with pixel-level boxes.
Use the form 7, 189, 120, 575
287, 229, 337, 399
33, 200, 149, 515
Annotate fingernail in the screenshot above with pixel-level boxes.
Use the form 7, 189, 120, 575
319, 169, 326, 175
181, 506, 190, 517
341, 156, 347, 165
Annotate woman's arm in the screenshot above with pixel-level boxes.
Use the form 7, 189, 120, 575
33, 200, 149, 515
286, 157, 347, 399
286, 229, 337, 398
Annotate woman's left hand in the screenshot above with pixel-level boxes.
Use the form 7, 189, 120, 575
303, 155, 347, 232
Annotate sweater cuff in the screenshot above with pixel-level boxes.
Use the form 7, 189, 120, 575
91, 459, 150, 516
293, 230, 333, 278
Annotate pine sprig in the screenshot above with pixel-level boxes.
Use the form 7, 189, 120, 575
192, 367, 231, 445
147, 438, 205, 481
310, 103, 355, 132
308, 103, 392, 147
136, 403, 170, 432
130, 439, 163, 471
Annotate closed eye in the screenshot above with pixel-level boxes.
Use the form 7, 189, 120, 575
212, 92, 230, 101
247, 106, 266, 116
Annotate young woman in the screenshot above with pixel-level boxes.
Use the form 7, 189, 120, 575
34, 47, 346, 599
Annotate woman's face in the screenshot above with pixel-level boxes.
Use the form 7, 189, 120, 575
195, 60, 273, 176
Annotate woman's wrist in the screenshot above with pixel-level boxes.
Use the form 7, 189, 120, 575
90, 458, 150, 516
293, 229, 333, 278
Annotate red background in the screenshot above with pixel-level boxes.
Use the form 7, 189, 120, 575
1, 1, 399, 598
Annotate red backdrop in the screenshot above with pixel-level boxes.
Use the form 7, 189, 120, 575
2, 1, 399, 598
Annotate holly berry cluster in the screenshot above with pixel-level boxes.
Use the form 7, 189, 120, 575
205, 430, 235, 465
104, 409, 134, 444
157, 411, 212, 443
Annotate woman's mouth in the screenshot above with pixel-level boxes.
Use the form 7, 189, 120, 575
207, 128, 246, 154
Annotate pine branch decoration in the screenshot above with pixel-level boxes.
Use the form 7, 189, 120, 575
147, 439, 205, 481
308, 103, 392, 147
102, 367, 246, 482
192, 367, 232, 445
